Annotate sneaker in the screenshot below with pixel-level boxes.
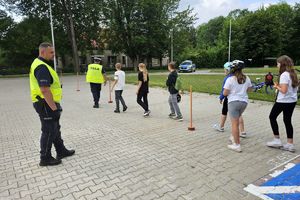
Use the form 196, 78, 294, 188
228, 135, 235, 144
266, 138, 283, 148
172, 116, 183, 122
213, 124, 224, 132
144, 110, 151, 116
123, 106, 128, 112
281, 143, 295, 153
168, 113, 176, 118
93, 104, 99, 108
114, 110, 120, 113
227, 143, 242, 152
40, 156, 62, 166
240, 132, 247, 138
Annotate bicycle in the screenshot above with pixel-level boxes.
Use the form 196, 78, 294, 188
251, 77, 275, 95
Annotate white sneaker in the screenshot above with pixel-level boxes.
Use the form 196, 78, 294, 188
213, 124, 224, 132
143, 110, 151, 116
227, 143, 242, 152
281, 143, 295, 153
240, 132, 247, 138
266, 138, 283, 148
228, 135, 234, 144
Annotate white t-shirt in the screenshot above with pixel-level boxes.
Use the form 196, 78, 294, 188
114, 70, 125, 90
276, 71, 298, 103
223, 76, 252, 103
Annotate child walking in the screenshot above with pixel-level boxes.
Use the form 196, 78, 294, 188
166, 62, 183, 121
136, 63, 150, 116
223, 60, 252, 152
266, 55, 299, 152
111, 63, 127, 113
214, 62, 247, 138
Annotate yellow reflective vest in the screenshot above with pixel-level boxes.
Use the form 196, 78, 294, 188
29, 58, 62, 103
86, 64, 105, 83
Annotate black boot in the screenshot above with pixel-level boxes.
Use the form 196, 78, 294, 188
56, 149, 75, 160
40, 156, 62, 166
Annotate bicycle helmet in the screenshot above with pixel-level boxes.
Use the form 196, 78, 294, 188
231, 60, 245, 69
223, 62, 232, 71
177, 93, 181, 103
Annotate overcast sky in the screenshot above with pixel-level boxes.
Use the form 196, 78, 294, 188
179, 0, 299, 26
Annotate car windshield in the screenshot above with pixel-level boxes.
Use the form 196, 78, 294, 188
181, 62, 191, 65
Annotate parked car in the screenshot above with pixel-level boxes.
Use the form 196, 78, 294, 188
178, 60, 196, 73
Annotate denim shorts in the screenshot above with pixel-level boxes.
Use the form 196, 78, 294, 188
228, 101, 247, 118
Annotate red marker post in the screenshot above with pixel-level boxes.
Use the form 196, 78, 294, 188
188, 85, 195, 131
76, 72, 80, 91
108, 79, 113, 103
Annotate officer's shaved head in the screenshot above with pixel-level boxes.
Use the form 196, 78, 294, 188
39, 42, 54, 61
39, 42, 53, 50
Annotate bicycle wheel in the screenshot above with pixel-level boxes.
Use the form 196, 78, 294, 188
265, 85, 275, 95
251, 81, 258, 92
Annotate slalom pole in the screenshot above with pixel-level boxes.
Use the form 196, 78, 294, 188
108, 79, 113, 103
188, 85, 195, 131
76, 72, 80, 91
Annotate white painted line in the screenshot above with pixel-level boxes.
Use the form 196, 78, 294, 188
269, 154, 300, 172
244, 184, 274, 200
255, 186, 300, 194
269, 163, 295, 177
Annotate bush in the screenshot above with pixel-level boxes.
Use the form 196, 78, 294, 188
181, 46, 227, 68
0, 66, 29, 75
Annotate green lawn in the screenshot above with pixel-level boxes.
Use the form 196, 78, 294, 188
126, 73, 300, 104
210, 66, 300, 74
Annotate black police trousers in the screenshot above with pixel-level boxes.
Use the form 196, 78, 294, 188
33, 101, 66, 160
90, 83, 102, 104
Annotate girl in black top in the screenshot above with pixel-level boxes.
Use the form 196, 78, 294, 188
136, 63, 150, 116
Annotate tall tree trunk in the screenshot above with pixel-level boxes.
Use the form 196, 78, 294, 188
132, 58, 136, 72
61, 0, 80, 73
147, 57, 152, 69
159, 57, 162, 68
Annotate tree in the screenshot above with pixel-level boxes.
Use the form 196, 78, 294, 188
266, 3, 295, 55
288, 3, 300, 64
2, 0, 104, 72
196, 16, 226, 49
0, 10, 14, 41
242, 9, 281, 66
1, 16, 52, 67
102, 0, 196, 69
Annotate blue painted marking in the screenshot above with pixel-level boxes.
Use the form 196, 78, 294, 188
262, 163, 300, 186
266, 193, 300, 200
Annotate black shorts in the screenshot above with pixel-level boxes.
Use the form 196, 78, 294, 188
222, 97, 228, 115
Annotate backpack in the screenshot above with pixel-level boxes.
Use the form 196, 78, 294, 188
175, 75, 182, 91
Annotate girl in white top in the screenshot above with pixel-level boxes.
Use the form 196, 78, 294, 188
266, 55, 299, 152
223, 60, 252, 152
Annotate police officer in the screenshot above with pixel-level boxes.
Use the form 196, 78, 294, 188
86, 57, 107, 108
30, 42, 75, 166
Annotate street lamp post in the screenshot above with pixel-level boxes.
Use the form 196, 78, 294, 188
49, 0, 57, 71
171, 28, 173, 62
228, 19, 232, 62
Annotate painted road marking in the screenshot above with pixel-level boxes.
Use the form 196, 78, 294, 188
269, 154, 300, 172
244, 162, 300, 200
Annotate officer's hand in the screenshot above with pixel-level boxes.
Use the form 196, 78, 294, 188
51, 108, 62, 121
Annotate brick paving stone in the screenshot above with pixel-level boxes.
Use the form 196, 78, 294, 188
2, 76, 300, 200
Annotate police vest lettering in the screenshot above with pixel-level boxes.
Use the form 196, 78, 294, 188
86, 64, 105, 83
